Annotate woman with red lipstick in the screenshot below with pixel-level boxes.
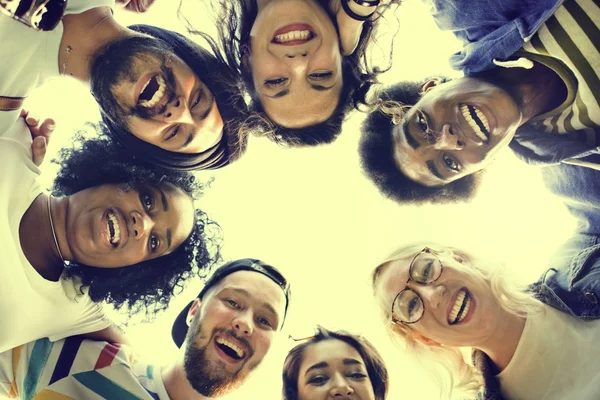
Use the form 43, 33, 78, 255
0, 127, 222, 353
209, 0, 399, 146
371, 243, 600, 400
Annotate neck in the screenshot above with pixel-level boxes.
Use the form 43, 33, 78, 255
58, 7, 136, 82
480, 62, 566, 125
476, 312, 526, 373
162, 353, 208, 400
19, 194, 72, 281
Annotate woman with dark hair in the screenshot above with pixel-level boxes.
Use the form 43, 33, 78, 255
0, 121, 222, 353
211, 0, 399, 146
283, 326, 389, 400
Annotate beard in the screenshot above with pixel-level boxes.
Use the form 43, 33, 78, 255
182, 313, 260, 397
89, 35, 177, 127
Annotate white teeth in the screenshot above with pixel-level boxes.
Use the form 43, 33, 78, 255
139, 75, 166, 108
460, 104, 490, 141
449, 289, 471, 324
106, 211, 121, 245
274, 30, 311, 43
216, 337, 245, 358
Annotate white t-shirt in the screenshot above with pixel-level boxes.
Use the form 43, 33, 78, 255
0, 338, 169, 399
0, 120, 110, 354
0, 0, 114, 133
497, 305, 600, 400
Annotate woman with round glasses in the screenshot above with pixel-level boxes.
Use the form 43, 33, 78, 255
283, 326, 389, 400
208, 0, 399, 146
371, 244, 600, 399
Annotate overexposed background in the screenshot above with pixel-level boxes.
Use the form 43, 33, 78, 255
26, 0, 576, 399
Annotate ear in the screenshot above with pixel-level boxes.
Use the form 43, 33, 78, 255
241, 43, 251, 70
420, 78, 444, 94
186, 298, 202, 327
413, 332, 442, 347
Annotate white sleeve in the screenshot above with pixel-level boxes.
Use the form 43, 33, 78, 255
48, 296, 112, 342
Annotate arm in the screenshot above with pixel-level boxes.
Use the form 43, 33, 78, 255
80, 324, 132, 346
331, 0, 378, 55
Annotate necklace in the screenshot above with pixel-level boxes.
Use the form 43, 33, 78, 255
61, 14, 111, 76
47, 195, 65, 263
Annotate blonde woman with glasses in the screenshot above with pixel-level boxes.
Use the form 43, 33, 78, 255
371, 242, 600, 399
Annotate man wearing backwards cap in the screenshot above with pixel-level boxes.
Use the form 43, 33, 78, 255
0, 259, 290, 399
1, 1, 247, 170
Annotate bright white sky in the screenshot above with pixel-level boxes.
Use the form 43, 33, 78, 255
27, 0, 576, 399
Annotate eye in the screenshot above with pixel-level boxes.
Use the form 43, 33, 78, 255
307, 375, 328, 385
442, 153, 460, 172
416, 111, 429, 133
407, 296, 420, 315
308, 71, 333, 80
257, 316, 273, 328
191, 89, 203, 110
225, 299, 241, 309
264, 77, 288, 87
348, 372, 368, 379
149, 233, 159, 252
165, 126, 180, 141
142, 193, 154, 211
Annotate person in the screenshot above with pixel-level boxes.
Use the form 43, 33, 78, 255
1, 1, 248, 170
282, 326, 388, 400
359, 0, 600, 204
210, 0, 399, 146
0, 259, 292, 399
371, 242, 600, 399
0, 120, 222, 353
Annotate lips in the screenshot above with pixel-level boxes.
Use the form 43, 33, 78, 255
101, 208, 128, 249
447, 288, 474, 325
272, 23, 316, 46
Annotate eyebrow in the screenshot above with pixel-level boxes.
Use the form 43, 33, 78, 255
200, 95, 215, 120
263, 89, 289, 99
179, 130, 195, 150
305, 361, 328, 375
310, 84, 335, 92
426, 160, 445, 180
402, 118, 421, 149
343, 358, 362, 366
228, 288, 280, 324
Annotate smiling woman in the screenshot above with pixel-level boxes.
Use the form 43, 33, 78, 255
209, 0, 399, 146
92, 25, 249, 171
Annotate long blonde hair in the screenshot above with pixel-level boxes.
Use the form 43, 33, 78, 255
371, 243, 544, 398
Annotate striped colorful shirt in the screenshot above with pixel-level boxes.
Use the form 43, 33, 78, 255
519, 0, 600, 146
0, 337, 169, 400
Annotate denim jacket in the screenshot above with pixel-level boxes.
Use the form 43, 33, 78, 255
474, 163, 600, 400
424, 0, 564, 74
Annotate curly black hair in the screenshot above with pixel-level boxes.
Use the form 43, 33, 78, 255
51, 130, 223, 317
359, 79, 483, 204
202, 0, 400, 147
283, 326, 389, 400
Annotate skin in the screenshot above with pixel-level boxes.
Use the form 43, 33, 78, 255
162, 271, 287, 399
375, 248, 525, 371
110, 51, 224, 154
52, 182, 195, 268
249, 0, 343, 128
57, 7, 223, 153
393, 78, 523, 187
297, 340, 375, 400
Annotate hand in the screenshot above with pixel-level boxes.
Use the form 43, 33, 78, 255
21, 108, 55, 167
115, 0, 156, 13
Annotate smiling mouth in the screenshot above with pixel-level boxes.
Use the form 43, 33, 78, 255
272, 29, 315, 45
460, 104, 490, 143
215, 337, 246, 361
448, 288, 471, 325
139, 74, 167, 109
106, 210, 121, 248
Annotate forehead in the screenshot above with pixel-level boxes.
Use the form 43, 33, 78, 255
212, 271, 286, 312
300, 340, 363, 370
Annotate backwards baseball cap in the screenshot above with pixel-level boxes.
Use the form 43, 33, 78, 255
172, 258, 291, 348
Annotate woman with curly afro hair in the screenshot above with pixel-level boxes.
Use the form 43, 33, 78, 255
1, 122, 222, 353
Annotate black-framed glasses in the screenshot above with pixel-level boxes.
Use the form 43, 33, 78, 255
390, 247, 443, 325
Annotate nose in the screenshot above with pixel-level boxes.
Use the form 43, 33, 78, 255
415, 284, 446, 310
330, 374, 354, 397
163, 96, 194, 125
131, 211, 153, 239
433, 123, 464, 150
282, 52, 309, 74
232, 311, 254, 337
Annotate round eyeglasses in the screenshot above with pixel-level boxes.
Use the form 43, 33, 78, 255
390, 247, 443, 324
